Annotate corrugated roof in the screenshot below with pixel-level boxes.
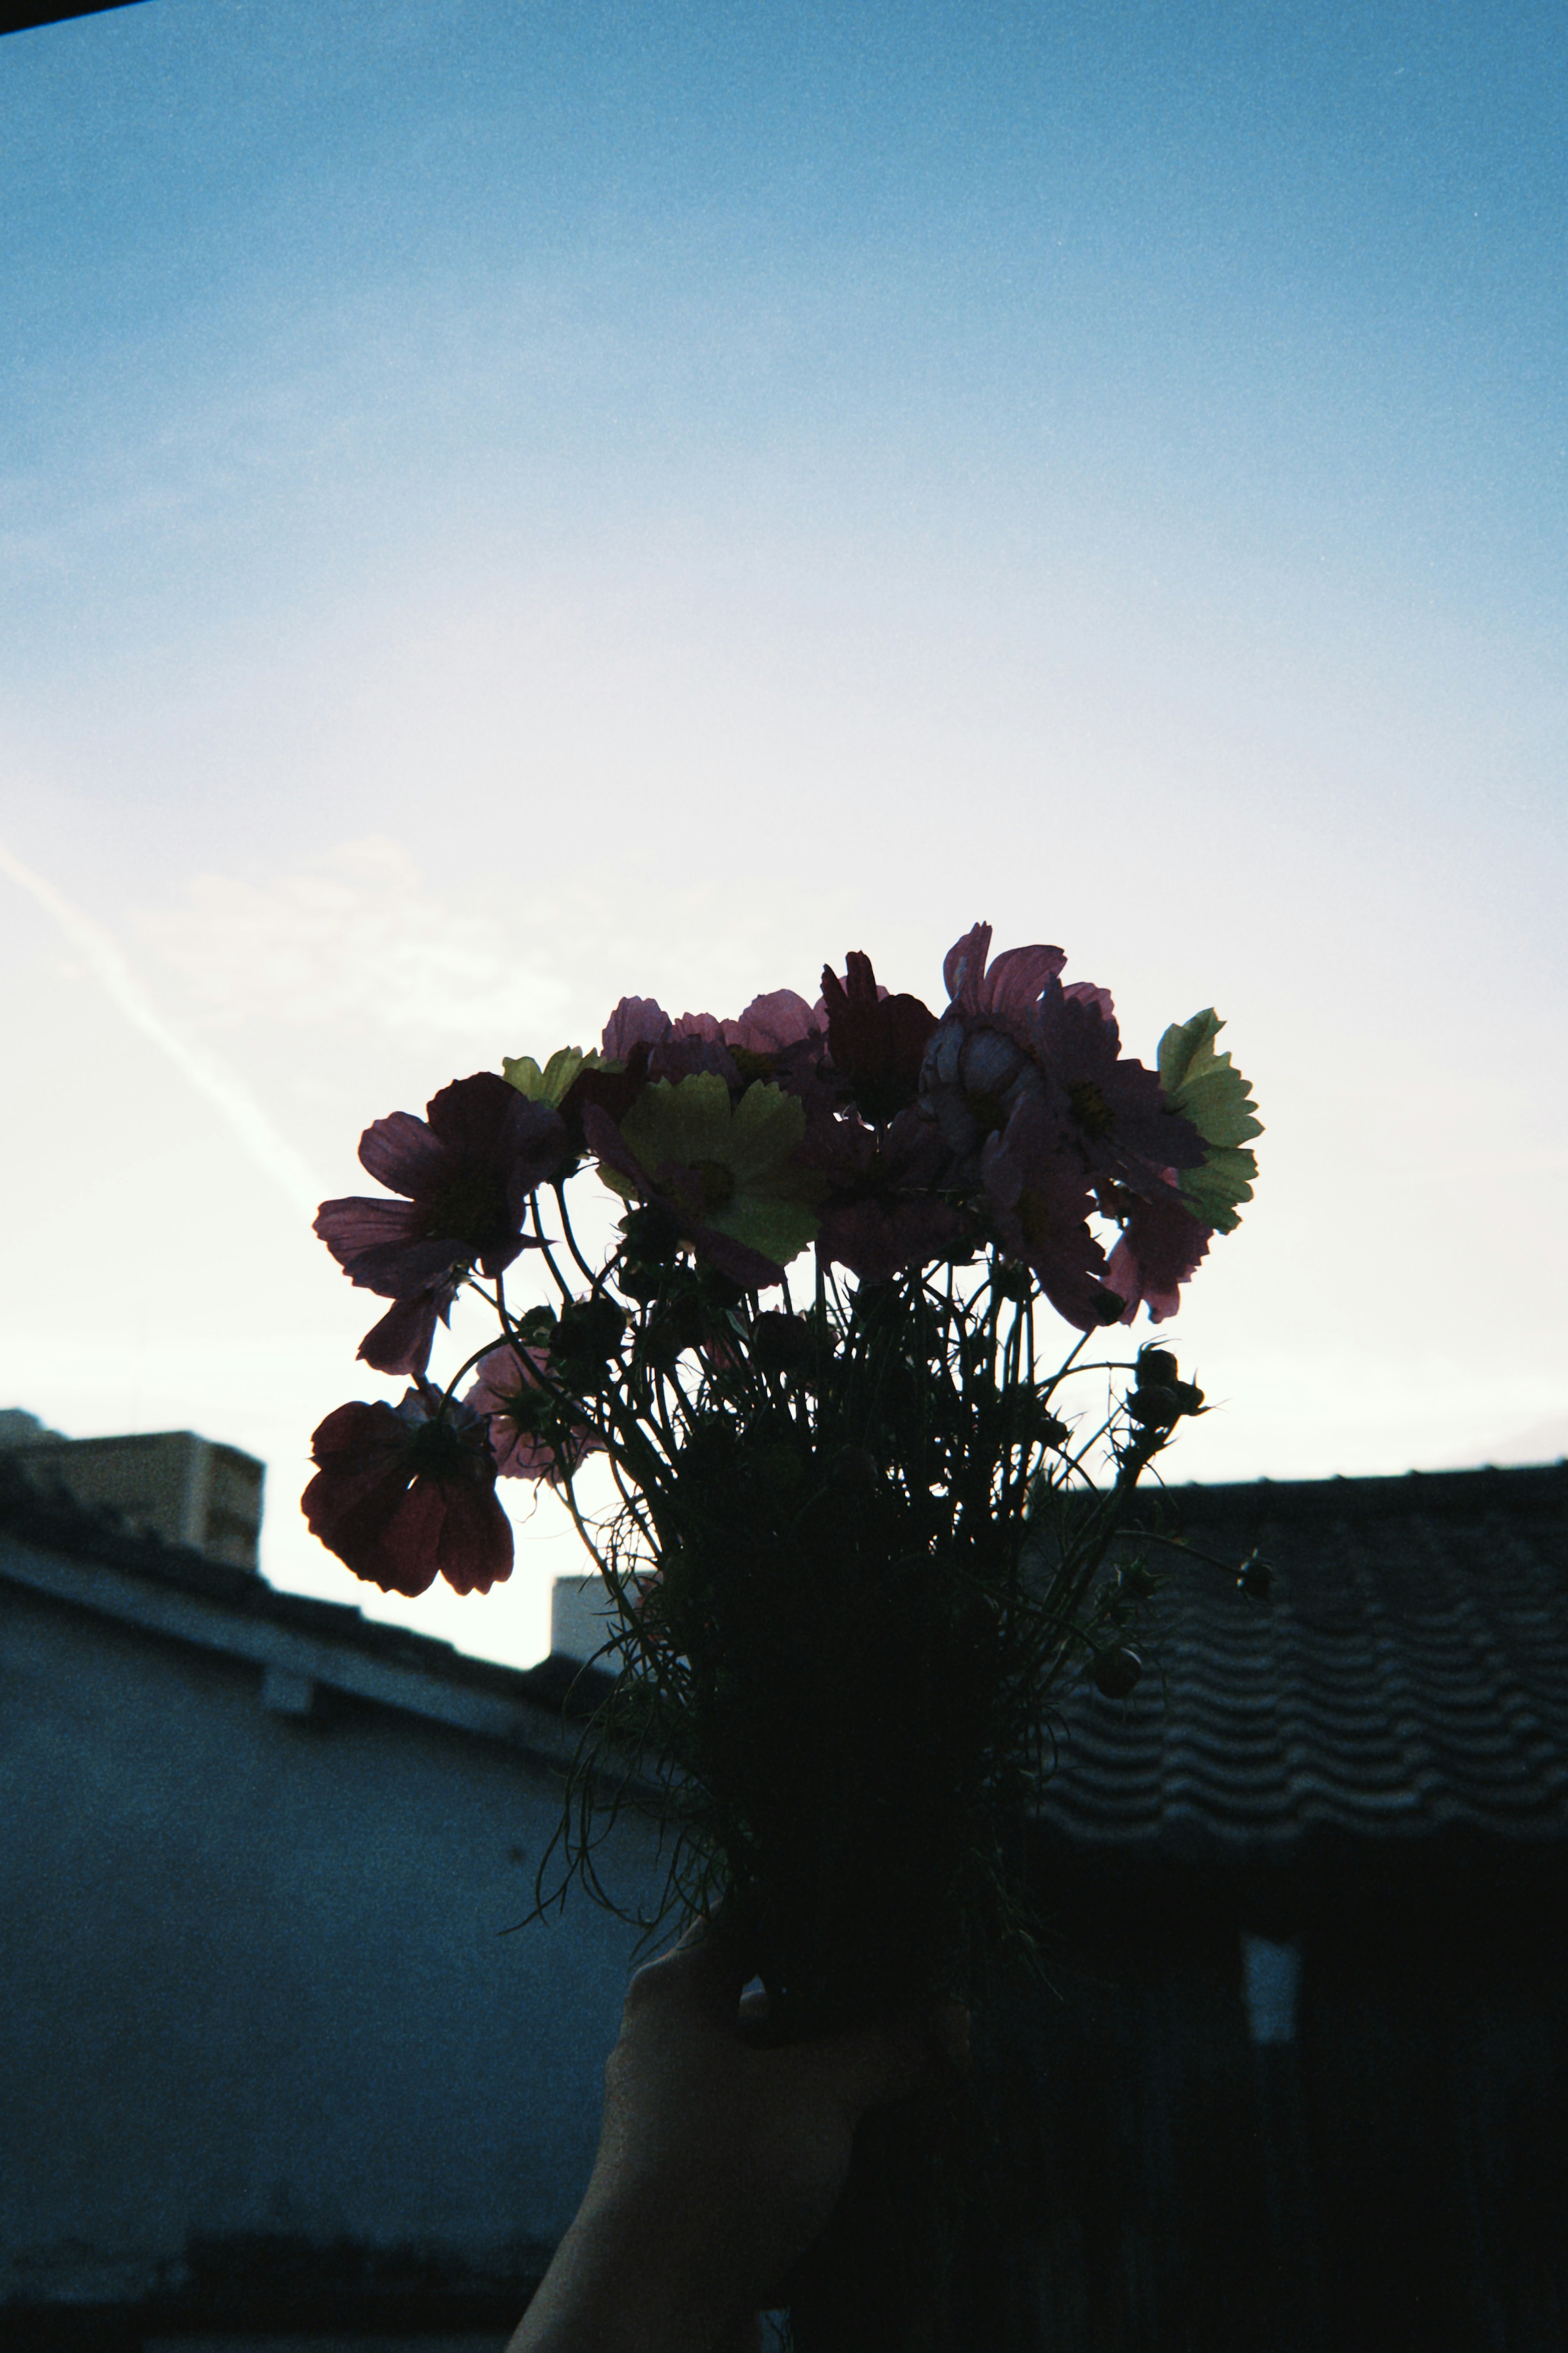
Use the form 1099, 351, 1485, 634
1036, 1462, 1568, 1858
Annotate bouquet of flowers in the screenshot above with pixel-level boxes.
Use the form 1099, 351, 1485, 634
304, 921, 1261, 2346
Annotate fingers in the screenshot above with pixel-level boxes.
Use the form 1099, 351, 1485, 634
930, 2000, 971, 2061
816, 2014, 930, 2116
815, 2000, 971, 2119
627, 1906, 760, 2025
710, 2317, 765, 2353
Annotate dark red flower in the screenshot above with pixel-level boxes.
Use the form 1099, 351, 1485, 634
315, 1073, 568, 1321
1104, 1184, 1213, 1323
356, 1279, 460, 1377
800, 1106, 971, 1283
980, 1097, 1122, 1330
820, 952, 939, 1125
302, 1386, 513, 1597
560, 1039, 653, 1144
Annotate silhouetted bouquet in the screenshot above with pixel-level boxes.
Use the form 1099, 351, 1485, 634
304, 921, 1261, 2346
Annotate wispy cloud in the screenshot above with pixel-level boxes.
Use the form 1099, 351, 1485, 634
133, 834, 572, 1046
0, 833, 322, 1218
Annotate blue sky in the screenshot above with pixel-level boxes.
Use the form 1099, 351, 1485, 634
2, 0, 1564, 1666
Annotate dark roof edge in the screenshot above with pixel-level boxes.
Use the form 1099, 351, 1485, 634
5, 1450, 1563, 1729
0, 1452, 614, 1724
1158, 1458, 1568, 1518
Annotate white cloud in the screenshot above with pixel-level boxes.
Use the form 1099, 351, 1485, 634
134, 834, 572, 1045
0, 831, 322, 1218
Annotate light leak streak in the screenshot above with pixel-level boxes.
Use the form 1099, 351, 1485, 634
0, 832, 322, 1219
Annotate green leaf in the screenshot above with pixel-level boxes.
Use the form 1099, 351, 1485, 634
614, 1076, 824, 1268
1177, 1146, 1259, 1234
1156, 1009, 1262, 1235
503, 1045, 608, 1106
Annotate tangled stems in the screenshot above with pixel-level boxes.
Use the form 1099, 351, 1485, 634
501, 1210, 1205, 2050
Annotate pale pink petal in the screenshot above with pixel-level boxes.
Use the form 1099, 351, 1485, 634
602, 997, 671, 1057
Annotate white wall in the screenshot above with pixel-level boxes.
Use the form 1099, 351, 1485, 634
0, 1561, 669, 2305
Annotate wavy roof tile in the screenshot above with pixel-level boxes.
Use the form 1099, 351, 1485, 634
1035, 1463, 1568, 1858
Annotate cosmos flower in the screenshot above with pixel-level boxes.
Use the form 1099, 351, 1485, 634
980, 1097, 1122, 1330
801, 1106, 969, 1283
463, 1344, 606, 1485
354, 1278, 461, 1378
1027, 981, 1206, 1191
820, 951, 939, 1126
724, 989, 822, 1056
1104, 1184, 1214, 1324
586, 1074, 825, 1287
920, 926, 1205, 1198
315, 1074, 568, 1312
302, 1385, 512, 1597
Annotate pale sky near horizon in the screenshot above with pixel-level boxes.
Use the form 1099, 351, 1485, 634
2, 0, 1564, 1670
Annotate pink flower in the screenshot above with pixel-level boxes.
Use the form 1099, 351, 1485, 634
463, 1345, 606, 1485
980, 1097, 1122, 1330
602, 997, 673, 1057
920, 1007, 1045, 1161
302, 1386, 512, 1597
314, 1075, 569, 1372
598, 997, 742, 1088
724, 990, 821, 1056
1104, 1184, 1213, 1323
920, 925, 1205, 1199
1028, 984, 1205, 1190
942, 921, 1067, 1016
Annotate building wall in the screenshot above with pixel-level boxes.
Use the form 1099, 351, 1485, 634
947, 1858, 1568, 2353
0, 1568, 669, 2310
0, 1432, 265, 1570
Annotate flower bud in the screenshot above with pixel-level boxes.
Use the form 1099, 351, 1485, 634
1238, 1555, 1273, 1601
750, 1311, 815, 1374
616, 1260, 662, 1302
1092, 1646, 1144, 1699
641, 1295, 706, 1369
1127, 1387, 1181, 1430
621, 1200, 683, 1266
826, 1446, 881, 1507
1118, 1561, 1162, 1601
